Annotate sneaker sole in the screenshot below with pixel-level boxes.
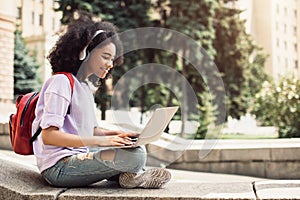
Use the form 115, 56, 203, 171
119, 168, 171, 189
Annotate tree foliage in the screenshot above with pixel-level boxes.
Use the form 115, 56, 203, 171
251, 76, 300, 138
13, 30, 40, 99
55, 0, 268, 138
153, 0, 221, 137
57, 0, 152, 29
213, 0, 268, 119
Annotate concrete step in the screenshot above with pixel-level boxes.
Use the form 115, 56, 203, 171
1, 150, 300, 199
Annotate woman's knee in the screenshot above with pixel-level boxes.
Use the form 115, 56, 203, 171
94, 147, 146, 172
125, 146, 146, 161
116, 147, 147, 171
95, 147, 145, 160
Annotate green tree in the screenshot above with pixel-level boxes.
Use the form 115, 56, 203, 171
153, 0, 219, 137
195, 88, 218, 139
13, 30, 40, 99
213, 0, 268, 119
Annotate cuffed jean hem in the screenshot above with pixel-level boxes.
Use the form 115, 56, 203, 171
41, 146, 147, 187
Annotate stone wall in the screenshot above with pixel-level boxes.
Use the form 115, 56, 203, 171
0, 123, 11, 150
146, 134, 300, 179
0, 1, 15, 104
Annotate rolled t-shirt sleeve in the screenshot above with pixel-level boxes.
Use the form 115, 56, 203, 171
40, 75, 72, 129
40, 93, 71, 129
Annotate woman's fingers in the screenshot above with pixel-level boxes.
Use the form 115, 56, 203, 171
97, 135, 137, 147
119, 132, 140, 138
111, 136, 135, 146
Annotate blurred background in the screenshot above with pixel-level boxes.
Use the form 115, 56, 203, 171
1, 0, 300, 140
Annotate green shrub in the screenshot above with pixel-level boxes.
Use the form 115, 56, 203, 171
251, 76, 300, 138
195, 89, 219, 139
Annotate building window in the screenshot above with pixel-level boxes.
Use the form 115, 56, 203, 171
17, 7, 22, 19
295, 10, 297, 18
276, 4, 280, 14
39, 14, 43, 26
32, 11, 34, 25
284, 24, 287, 33
276, 38, 280, 47
52, 17, 55, 30
295, 43, 298, 52
284, 41, 287, 50
284, 7, 287, 16
295, 60, 299, 68
294, 26, 297, 36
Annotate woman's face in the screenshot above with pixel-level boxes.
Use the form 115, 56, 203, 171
85, 42, 116, 79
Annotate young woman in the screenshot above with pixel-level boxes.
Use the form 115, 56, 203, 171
31, 16, 171, 188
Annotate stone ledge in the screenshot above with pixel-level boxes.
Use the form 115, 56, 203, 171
146, 134, 300, 179
0, 155, 64, 200
1, 121, 300, 179
0, 152, 256, 200
1, 150, 300, 199
59, 182, 256, 200
255, 180, 300, 199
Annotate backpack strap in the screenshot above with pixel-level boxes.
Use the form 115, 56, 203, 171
55, 72, 75, 92
30, 127, 42, 143
30, 72, 75, 144
54, 72, 75, 114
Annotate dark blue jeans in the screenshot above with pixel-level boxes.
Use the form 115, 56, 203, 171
41, 147, 146, 187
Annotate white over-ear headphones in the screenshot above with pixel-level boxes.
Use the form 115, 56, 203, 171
79, 30, 106, 61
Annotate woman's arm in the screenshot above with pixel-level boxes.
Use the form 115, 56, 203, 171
42, 126, 134, 147
94, 127, 140, 138
94, 127, 125, 136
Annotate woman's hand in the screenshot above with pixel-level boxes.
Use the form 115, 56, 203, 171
94, 127, 125, 136
94, 127, 140, 137
96, 133, 139, 147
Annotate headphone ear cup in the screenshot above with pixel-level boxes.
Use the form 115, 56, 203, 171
79, 47, 88, 60
85, 51, 90, 60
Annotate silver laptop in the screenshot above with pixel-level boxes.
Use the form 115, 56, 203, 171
110, 106, 179, 148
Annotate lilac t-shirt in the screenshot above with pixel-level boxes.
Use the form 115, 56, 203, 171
32, 74, 98, 172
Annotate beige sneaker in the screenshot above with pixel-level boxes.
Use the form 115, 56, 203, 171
119, 168, 171, 189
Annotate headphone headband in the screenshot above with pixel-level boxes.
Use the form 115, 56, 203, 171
79, 30, 106, 61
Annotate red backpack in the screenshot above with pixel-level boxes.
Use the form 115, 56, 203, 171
8, 72, 74, 155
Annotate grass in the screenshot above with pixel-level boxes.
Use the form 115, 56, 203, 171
180, 132, 278, 140
219, 134, 278, 140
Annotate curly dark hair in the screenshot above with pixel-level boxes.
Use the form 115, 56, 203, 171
47, 16, 123, 78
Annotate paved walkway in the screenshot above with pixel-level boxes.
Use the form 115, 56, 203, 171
0, 149, 300, 199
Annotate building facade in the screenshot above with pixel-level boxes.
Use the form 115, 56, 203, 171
231, 0, 300, 81
15, 0, 62, 82
0, 0, 62, 120
0, 0, 15, 117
